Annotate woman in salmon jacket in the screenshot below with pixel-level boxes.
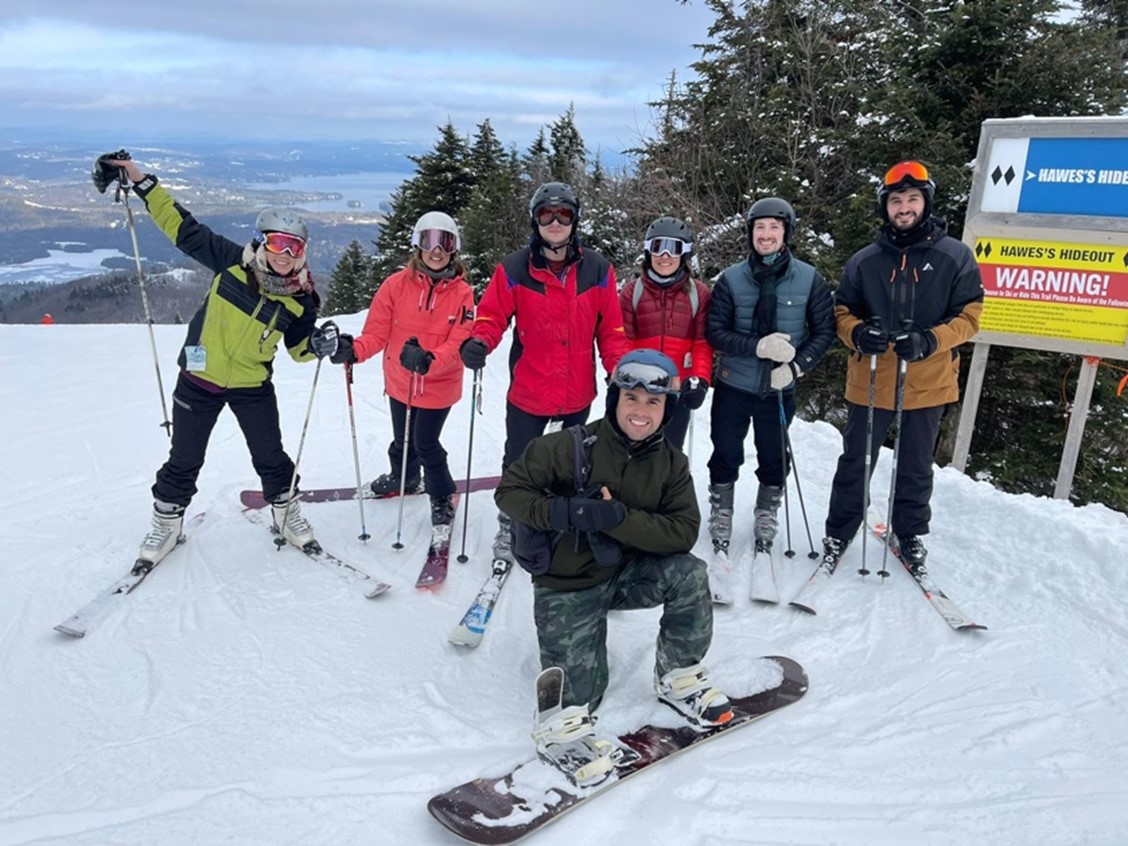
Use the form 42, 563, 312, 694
331, 211, 475, 527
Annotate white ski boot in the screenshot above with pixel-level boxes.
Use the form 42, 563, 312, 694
136, 501, 185, 572
532, 667, 620, 788
271, 493, 316, 550
655, 664, 734, 729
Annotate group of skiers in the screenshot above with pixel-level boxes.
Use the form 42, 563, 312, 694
99, 151, 982, 786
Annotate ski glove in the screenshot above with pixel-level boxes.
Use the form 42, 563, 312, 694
755, 332, 795, 363
400, 337, 435, 375
894, 330, 937, 362
680, 376, 709, 410
309, 321, 340, 359
92, 149, 130, 194
852, 320, 889, 356
770, 362, 801, 391
330, 333, 356, 365
548, 495, 626, 534
460, 338, 489, 370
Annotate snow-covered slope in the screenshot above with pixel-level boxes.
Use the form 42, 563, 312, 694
2, 321, 1127, 845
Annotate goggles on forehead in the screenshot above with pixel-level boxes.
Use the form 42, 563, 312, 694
611, 360, 678, 395
644, 237, 691, 258
882, 160, 932, 189
535, 205, 576, 227
416, 228, 459, 253
261, 231, 306, 258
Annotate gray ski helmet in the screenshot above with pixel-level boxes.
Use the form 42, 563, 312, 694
606, 347, 681, 428
876, 160, 935, 222
255, 207, 309, 241
747, 197, 796, 247
528, 181, 580, 224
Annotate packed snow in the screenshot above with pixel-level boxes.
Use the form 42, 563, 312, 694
2, 319, 1127, 846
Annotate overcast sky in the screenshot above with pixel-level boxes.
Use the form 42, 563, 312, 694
0, 0, 717, 153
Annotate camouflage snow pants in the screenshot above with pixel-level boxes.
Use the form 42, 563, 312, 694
532, 552, 713, 710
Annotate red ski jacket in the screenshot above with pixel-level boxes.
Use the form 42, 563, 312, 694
619, 274, 713, 383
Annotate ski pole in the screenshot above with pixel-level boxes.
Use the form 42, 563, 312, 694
686, 409, 695, 471
456, 368, 483, 563
100, 164, 173, 437
779, 390, 818, 560
344, 362, 370, 542
880, 356, 909, 579
275, 357, 323, 549
858, 353, 878, 577
776, 390, 794, 558
392, 374, 417, 550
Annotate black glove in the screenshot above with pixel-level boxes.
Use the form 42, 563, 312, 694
460, 337, 489, 370
92, 149, 130, 194
548, 495, 626, 534
399, 337, 434, 374
309, 321, 340, 359
894, 330, 937, 362
680, 376, 708, 410
852, 320, 889, 356
330, 333, 356, 365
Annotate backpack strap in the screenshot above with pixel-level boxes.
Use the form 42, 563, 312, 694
567, 424, 596, 495
632, 277, 699, 318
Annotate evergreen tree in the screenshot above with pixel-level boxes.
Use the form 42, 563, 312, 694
324, 240, 373, 316
549, 103, 587, 185
522, 129, 552, 189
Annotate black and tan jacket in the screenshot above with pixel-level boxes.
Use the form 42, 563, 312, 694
495, 416, 700, 591
135, 177, 319, 389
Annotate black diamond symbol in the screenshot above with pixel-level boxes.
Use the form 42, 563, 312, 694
976, 243, 983, 257
1005, 166, 1015, 185
983, 242, 992, 259
1123, 251, 1128, 268
991, 166, 1003, 185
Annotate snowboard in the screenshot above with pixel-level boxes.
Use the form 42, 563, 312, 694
239, 474, 501, 509
427, 655, 807, 845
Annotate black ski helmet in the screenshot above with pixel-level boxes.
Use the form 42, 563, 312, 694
747, 197, 796, 247
876, 160, 935, 222
642, 216, 694, 277
529, 182, 580, 226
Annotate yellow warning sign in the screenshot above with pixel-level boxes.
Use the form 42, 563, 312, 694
974, 237, 1127, 271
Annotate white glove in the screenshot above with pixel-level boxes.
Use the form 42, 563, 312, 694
770, 362, 801, 391
756, 332, 795, 363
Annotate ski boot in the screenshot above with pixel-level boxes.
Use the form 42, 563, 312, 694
707, 482, 734, 556
893, 534, 928, 574
369, 470, 423, 496
532, 667, 623, 788
430, 495, 455, 527
752, 483, 784, 551
819, 536, 850, 576
655, 664, 734, 729
492, 511, 514, 564
271, 493, 317, 551
136, 501, 185, 573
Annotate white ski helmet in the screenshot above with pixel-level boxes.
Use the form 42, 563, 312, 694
254, 207, 308, 241
411, 211, 461, 252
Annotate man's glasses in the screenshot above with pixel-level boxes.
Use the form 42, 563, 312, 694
535, 205, 576, 227
611, 360, 678, 395
261, 231, 306, 258
416, 229, 459, 253
882, 161, 932, 189
644, 237, 691, 258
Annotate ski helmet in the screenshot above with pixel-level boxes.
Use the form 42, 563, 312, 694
642, 216, 694, 280
255, 207, 308, 241
607, 348, 681, 427
747, 197, 796, 247
411, 211, 461, 253
529, 182, 580, 225
876, 160, 935, 222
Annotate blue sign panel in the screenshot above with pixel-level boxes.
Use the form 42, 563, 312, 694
1019, 137, 1128, 218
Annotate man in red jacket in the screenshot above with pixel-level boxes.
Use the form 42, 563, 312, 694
460, 182, 629, 562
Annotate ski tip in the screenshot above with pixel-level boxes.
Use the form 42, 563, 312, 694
364, 582, 392, 599
53, 624, 85, 638
788, 601, 816, 615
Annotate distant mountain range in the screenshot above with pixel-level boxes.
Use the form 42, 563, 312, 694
0, 137, 422, 313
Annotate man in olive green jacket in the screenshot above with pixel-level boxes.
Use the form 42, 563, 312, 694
496, 349, 732, 783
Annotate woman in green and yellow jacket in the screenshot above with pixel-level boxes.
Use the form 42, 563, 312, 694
109, 155, 340, 568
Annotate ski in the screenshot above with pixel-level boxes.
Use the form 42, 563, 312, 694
449, 558, 513, 648
242, 508, 390, 599
788, 547, 843, 615
416, 493, 461, 589
749, 540, 780, 604
427, 656, 808, 845
866, 509, 986, 631
239, 474, 501, 510
54, 513, 206, 638
707, 546, 733, 606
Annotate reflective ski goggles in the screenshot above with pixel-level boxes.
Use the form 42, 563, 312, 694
882, 160, 932, 190
643, 237, 691, 258
611, 360, 678, 395
416, 228, 459, 253
261, 231, 306, 258
535, 205, 576, 226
